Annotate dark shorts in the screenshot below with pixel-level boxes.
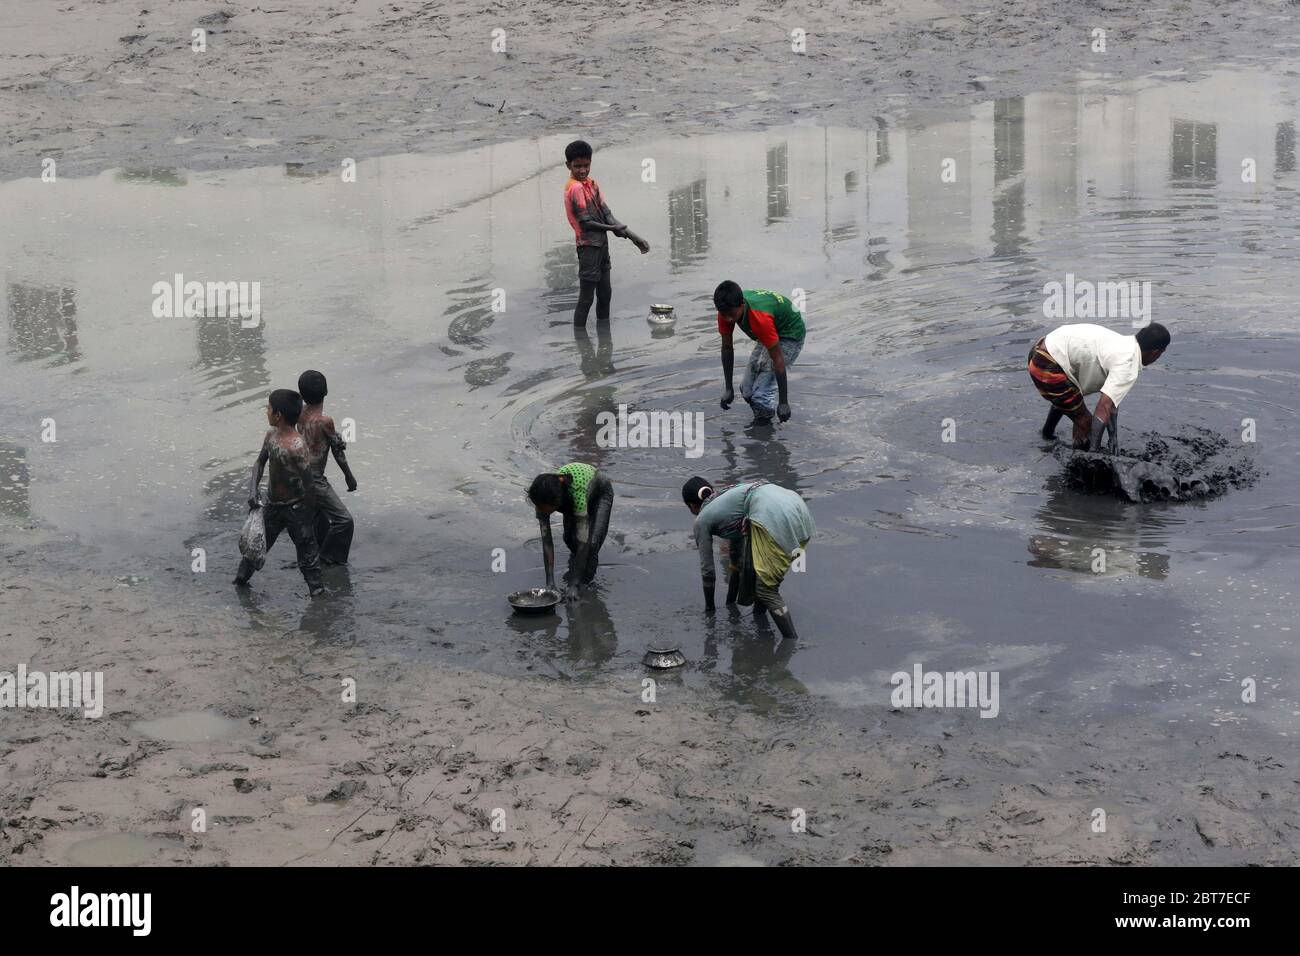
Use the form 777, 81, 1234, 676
577, 244, 611, 284
1028, 338, 1085, 416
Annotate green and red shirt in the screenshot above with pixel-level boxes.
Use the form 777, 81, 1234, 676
717, 289, 806, 347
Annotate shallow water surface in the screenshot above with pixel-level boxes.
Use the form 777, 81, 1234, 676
2, 66, 1297, 734
130, 710, 242, 743
66, 833, 178, 866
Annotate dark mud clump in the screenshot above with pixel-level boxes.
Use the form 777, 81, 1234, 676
1057, 427, 1260, 502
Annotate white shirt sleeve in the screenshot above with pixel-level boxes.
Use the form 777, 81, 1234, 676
1100, 345, 1141, 407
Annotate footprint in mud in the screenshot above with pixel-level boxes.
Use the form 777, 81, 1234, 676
1056, 427, 1261, 502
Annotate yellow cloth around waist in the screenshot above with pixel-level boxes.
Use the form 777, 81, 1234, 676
750, 522, 807, 588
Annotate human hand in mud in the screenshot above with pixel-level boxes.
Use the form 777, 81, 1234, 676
346, 475, 358, 492
1072, 414, 1092, 449
1088, 415, 1108, 453
777, 402, 791, 423
721, 387, 734, 410
1106, 409, 1118, 454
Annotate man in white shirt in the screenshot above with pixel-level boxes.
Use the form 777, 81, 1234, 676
1027, 322, 1170, 451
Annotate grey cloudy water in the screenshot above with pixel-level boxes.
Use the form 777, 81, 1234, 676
2, 67, 1296, 737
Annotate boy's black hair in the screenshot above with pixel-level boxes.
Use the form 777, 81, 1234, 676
528, 473, 566, 509
269, 389, 304, 426
1136, 322, 1171, 353
565, 140, 594, 164
713, 280, 745, 312
298, 369, 328, 404
682, 476, 714, 506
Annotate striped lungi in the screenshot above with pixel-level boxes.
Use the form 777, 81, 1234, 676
1027, 337, 1084, 415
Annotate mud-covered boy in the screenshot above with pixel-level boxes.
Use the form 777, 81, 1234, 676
234, 388, 323, 595
297, 369, 357, 565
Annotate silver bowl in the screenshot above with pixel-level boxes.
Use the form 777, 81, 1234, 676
642, 643, 686, 669
647, 303, 676, 326
508, 587, 561, 615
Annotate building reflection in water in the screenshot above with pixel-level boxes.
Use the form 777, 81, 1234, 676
766, 142, 790, 224
0, 441, 31, 518
668, 178, 709, 273
1275, 121, 1295, 174
992, 97, 1027, 259
1170, 119, 1218, 186
194, 311, 269, 408
7, 283, 80, 365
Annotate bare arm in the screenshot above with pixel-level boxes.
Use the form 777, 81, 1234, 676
538, 516, 556, 589
325, 419, 358, 491
1092, 392, 1116, 426
720, 332, 735, 408
247, 441, 270, 508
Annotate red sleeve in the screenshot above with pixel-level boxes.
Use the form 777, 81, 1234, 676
717, 312, 730, 335
748, 309, 779, 348
571, 181, 594, 215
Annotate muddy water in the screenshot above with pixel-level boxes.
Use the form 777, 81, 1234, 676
2, 67, 1297, 736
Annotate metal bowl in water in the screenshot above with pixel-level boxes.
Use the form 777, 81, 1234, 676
508, 587, 561, 615
642, 643, 686, 669
647, 303, 676, 326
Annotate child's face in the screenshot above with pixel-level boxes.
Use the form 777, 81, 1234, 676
720, 304, 745, 324
265, 404, 284, 427
534, 503, 557, 517
567, 157, 591, 181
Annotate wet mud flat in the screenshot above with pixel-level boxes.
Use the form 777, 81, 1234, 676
1, 534, 1296, 866
0, 0, 1284, 180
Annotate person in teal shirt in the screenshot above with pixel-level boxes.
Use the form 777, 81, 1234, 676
681, 476, 814, 641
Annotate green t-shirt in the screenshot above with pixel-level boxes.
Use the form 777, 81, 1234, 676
720, 289, 806, 345
556, 462, 598, 516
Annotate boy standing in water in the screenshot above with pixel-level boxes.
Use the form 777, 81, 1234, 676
564, 140, 649, 327
297, 369, 357, 565
234, 389, 323, 595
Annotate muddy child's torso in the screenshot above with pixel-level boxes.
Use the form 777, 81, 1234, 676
265, 429, 311, 503
297, 408, 333, 475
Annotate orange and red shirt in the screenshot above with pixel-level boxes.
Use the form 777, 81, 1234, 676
564, 177, 613, 247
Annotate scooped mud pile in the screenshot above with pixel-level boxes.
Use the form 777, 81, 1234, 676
1056, 427, 1260, 502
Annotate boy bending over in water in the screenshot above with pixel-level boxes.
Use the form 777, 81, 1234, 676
528, 463, 614, 599
297, 369, 357, 565
234, 389, 323, 596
